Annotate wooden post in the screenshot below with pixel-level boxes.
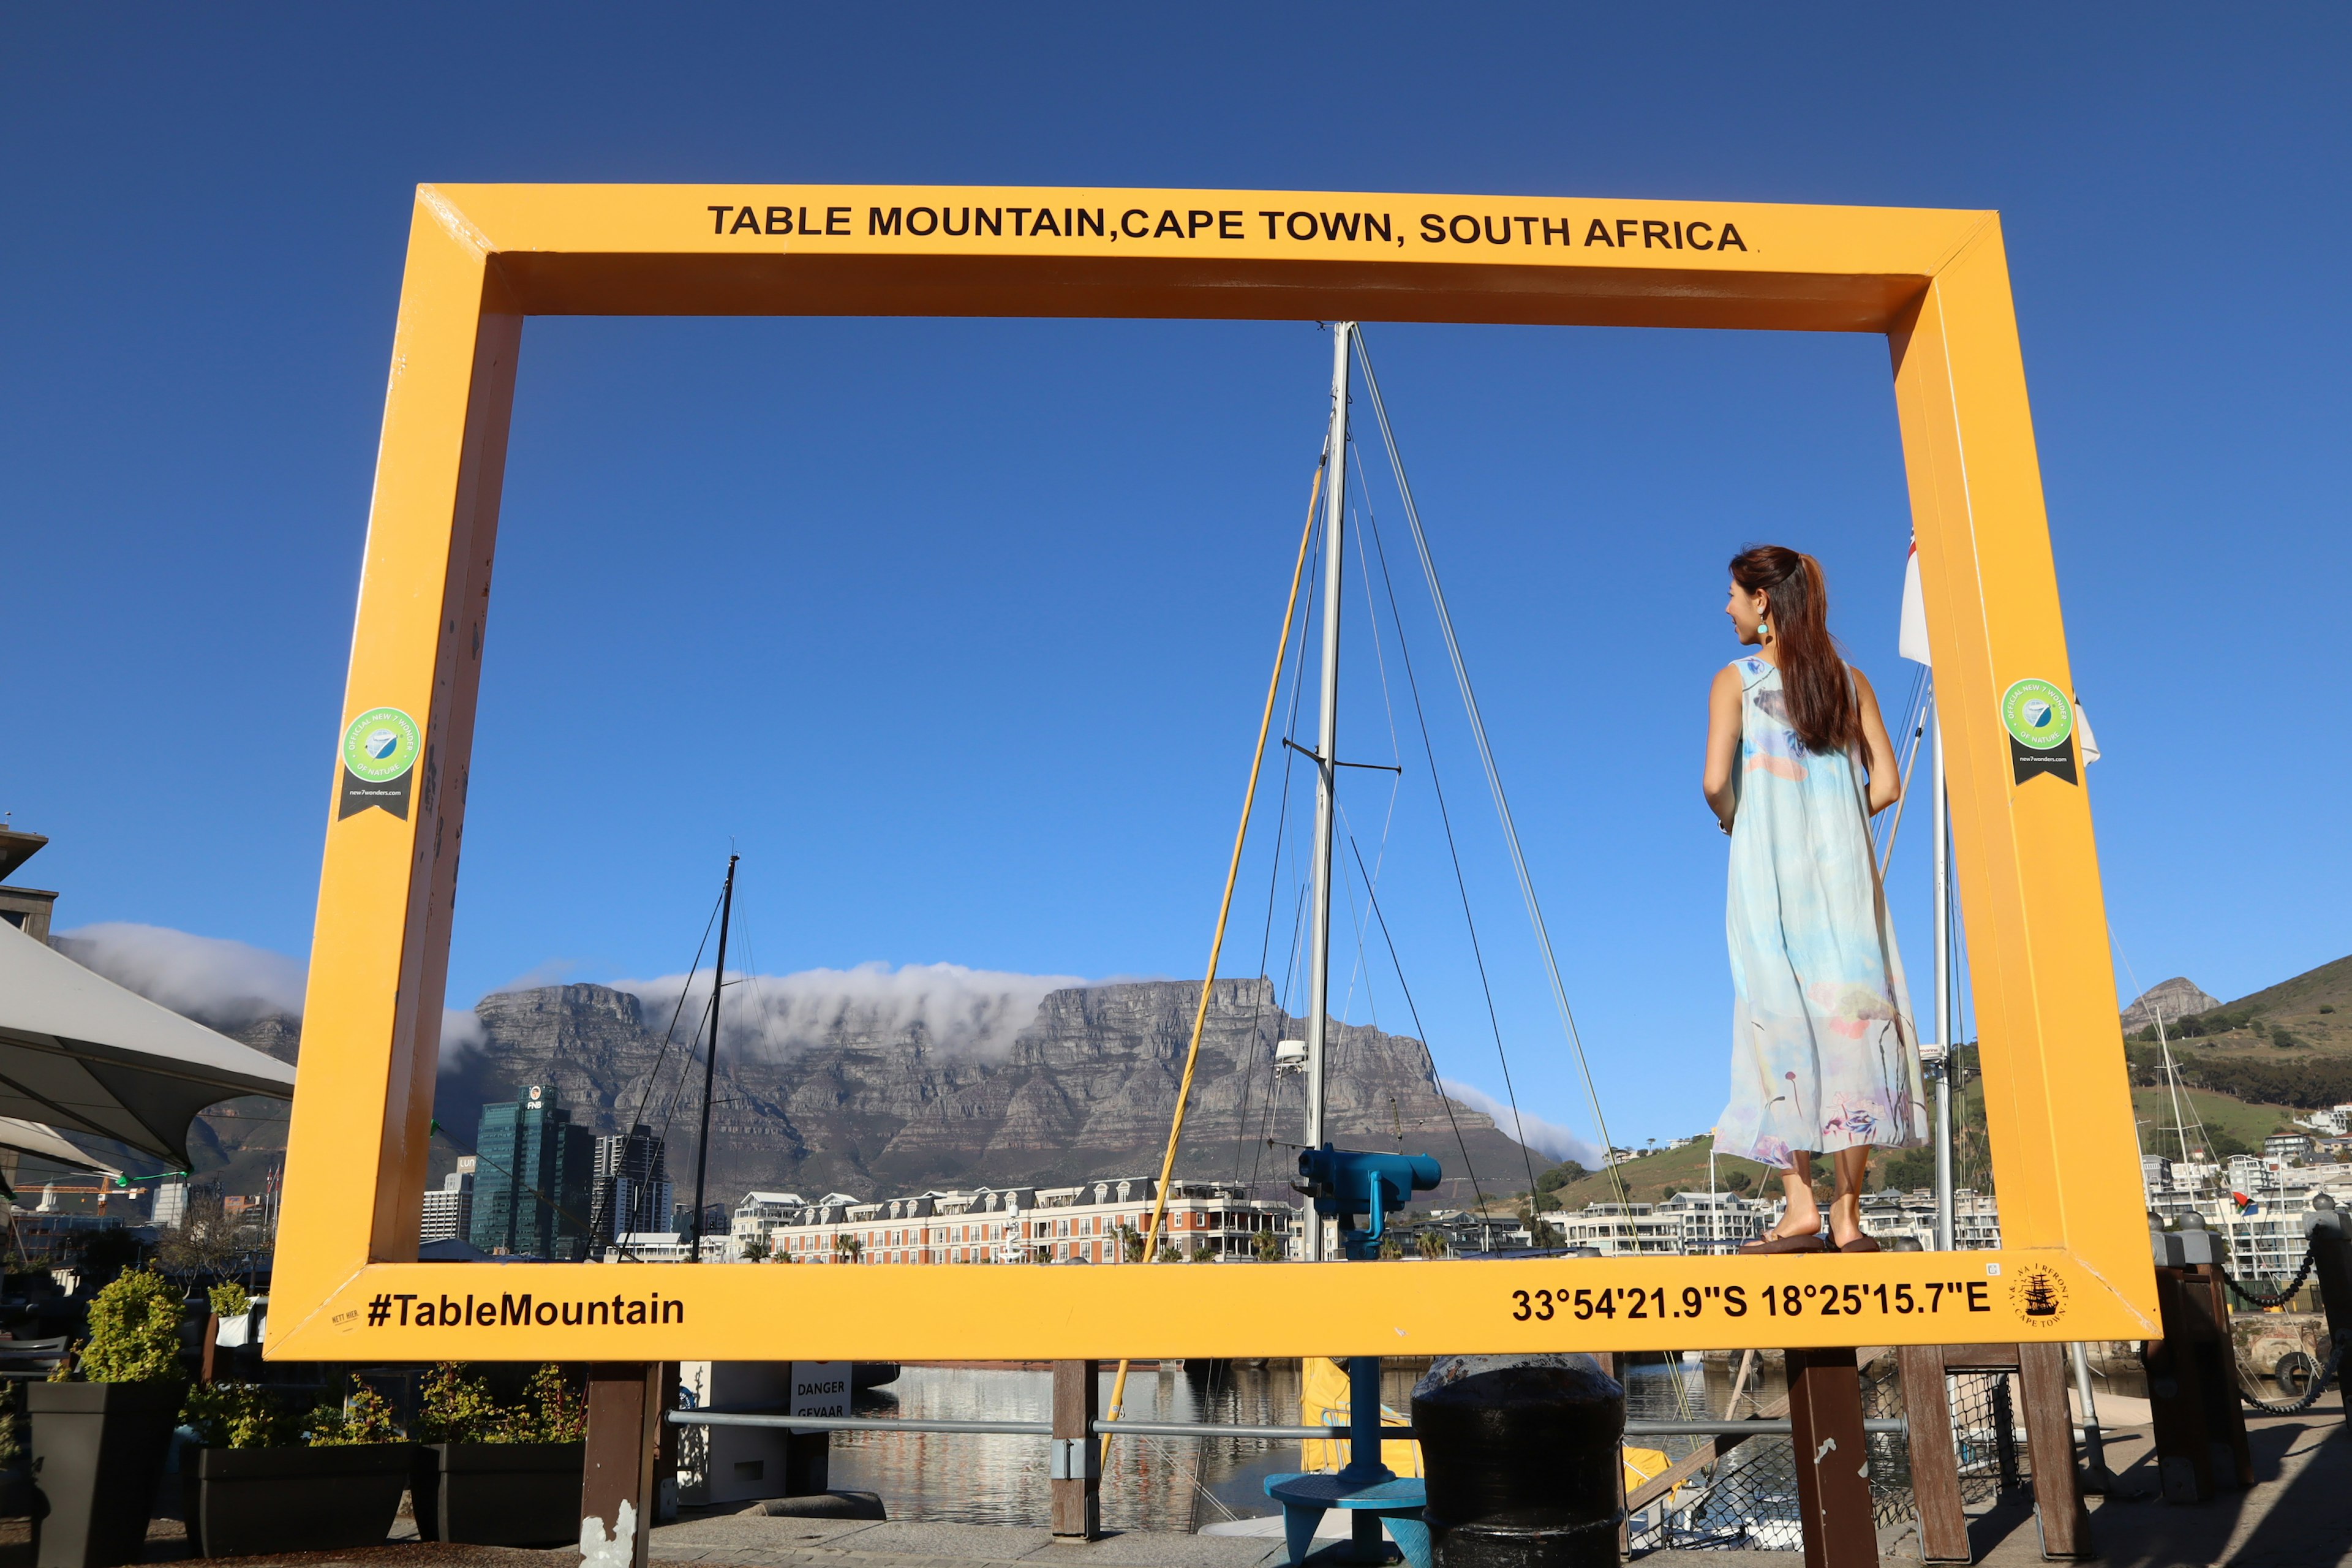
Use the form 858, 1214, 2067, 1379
583, 1362, 664, 1567
1897, 1346, 1969, 1563
1051, 1359, 1101, 1540
2143, 1264, 2253, 1504
1910, 1344, 2094, 1559
2015, 1341, 2090, 1558
1785, 1348, 1876, 1568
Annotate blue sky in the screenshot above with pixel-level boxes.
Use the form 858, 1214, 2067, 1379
5, 7, 2346, 1158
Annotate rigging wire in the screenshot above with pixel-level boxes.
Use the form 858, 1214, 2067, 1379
1232, 513, 1332, 1194
1345, 835, 1491, 1215
1346, 420, 1565, 1210
1872, 668, 1932, 875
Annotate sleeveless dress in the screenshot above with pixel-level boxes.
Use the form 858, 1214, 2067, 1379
1712, 657, 1925, 1167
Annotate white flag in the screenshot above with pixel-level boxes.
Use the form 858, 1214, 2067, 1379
1898, 537, 1931, 665
2076, 697, 2101, 763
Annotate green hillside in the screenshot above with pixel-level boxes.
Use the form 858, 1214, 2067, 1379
2130, 1084, 2302, 1163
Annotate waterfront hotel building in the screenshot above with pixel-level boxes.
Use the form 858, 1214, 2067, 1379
742, 1177, 1300, 1264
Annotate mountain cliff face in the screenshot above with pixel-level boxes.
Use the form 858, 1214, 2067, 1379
426, 978, 1542, 1208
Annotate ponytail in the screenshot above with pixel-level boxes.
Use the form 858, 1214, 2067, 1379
1730, 545, 1858, 755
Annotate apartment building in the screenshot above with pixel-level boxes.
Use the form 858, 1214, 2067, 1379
754, 1177, 1298, 1264
1545, 1192, 1774, 1256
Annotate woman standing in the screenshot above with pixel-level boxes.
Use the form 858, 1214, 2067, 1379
1704, 545, 1924, 1254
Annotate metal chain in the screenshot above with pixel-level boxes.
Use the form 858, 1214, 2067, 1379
2238, 1334, 2346, 1415
2223, 1248, 2318, 1309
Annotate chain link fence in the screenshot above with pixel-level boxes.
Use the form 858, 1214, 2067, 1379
1625, 1356, 1940, 1553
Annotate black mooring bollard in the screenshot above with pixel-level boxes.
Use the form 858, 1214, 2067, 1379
1411, 1354, 1625, 1568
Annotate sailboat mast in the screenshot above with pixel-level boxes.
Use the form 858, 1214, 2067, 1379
689, 852, 739, 1261
1303, 322, 1354, 1262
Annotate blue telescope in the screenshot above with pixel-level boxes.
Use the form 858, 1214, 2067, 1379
1295, 1145, 1442, 1261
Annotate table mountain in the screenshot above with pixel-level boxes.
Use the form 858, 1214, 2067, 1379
430, 978, 1548, 1210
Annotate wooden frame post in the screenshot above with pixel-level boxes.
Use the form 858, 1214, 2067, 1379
1052, 1359, 1101, 1539
1786, 1348, 1876, 1568
1902, 1343, 2092, 1560
2143, 1265, 2253, 1504
584, 1362, 664, 1568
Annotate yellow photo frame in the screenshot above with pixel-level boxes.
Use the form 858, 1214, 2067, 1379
267, 183, 2152, 1360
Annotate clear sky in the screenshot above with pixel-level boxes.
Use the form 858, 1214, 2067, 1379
6, 7, 2346, 1159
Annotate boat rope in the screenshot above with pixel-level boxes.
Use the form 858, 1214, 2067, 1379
1352, 333, 1628, 1208
1103, 455, 1324, 1455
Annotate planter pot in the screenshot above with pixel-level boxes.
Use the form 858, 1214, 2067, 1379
26, 1381, 183, 1568
412, 1441, 585, 1547
183, 1444, 413, 1558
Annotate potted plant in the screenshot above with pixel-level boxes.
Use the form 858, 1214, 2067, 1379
179, 1381, 410, 1557
410, 1363, 586, 1547
27, 1267, 186, 1568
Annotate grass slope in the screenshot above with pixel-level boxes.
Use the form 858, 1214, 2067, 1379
2130, 1084, 2302, 1163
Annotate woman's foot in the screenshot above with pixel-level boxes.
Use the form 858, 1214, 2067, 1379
1738, 1229, 1828, 1255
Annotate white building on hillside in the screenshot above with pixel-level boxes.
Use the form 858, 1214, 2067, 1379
753, 1177, 1297, 1264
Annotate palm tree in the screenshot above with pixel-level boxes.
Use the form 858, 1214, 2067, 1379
834, 1234, 864, 1263
1417, 1230, 1449, 1261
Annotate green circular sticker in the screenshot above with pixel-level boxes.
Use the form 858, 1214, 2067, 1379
341, 706, 421, 782
2000, 679, 2074, 751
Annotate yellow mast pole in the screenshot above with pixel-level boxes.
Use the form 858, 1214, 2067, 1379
1100, 457, 1325, 1458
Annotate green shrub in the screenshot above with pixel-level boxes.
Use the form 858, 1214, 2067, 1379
414, 1363, 507, 1444
415, 1363, 582, 1444
207, 1282, 251, 1320
307, 1385, 405, 1446
183, 1383, 302, 1449
512, 1365, 586, 1442
78, 1267, 186, 1384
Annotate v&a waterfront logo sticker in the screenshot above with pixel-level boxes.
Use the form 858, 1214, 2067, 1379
2008, 1262, 2069, 1324
338, 706, 421, 821
1999, 678, 2079, 788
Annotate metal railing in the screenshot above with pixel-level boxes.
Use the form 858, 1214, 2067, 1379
668, 1409, 1904, 1439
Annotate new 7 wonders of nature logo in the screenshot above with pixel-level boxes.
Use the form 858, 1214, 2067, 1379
1999, 679, 2073, 751
341, 707, 420, 783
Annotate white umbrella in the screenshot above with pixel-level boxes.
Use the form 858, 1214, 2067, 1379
0, 1117, 121, 1177
0, 921, 296, 1166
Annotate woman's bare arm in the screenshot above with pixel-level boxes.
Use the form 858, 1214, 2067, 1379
1852, 666, 1901, 815
1703, 664, 1744, 832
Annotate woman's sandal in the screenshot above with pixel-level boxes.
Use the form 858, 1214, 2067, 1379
1835, 1235, 1881, 1253
1737, 1228, 1828, 1256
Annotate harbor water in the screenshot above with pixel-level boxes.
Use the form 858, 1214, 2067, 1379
825, 1357, 1721, 1532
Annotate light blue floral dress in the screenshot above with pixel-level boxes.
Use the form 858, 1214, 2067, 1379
1713, 657, 1925, 1167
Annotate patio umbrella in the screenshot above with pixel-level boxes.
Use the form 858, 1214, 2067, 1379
0, 921, 297, 1167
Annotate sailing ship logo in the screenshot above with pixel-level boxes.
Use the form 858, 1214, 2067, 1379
2009, 1263, 2068, 1322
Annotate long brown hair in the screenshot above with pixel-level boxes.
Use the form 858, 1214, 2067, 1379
1730, 545, 1858, 755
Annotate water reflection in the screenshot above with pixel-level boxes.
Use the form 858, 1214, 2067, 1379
828, 1357, 1718, 1532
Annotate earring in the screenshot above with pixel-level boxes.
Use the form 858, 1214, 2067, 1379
1757, 619, 1771, 641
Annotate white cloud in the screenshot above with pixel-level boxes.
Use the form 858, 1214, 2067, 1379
56, 922, 308, 1030
1440, 1079, 1604, 1167
619, 960, 1086, 1061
